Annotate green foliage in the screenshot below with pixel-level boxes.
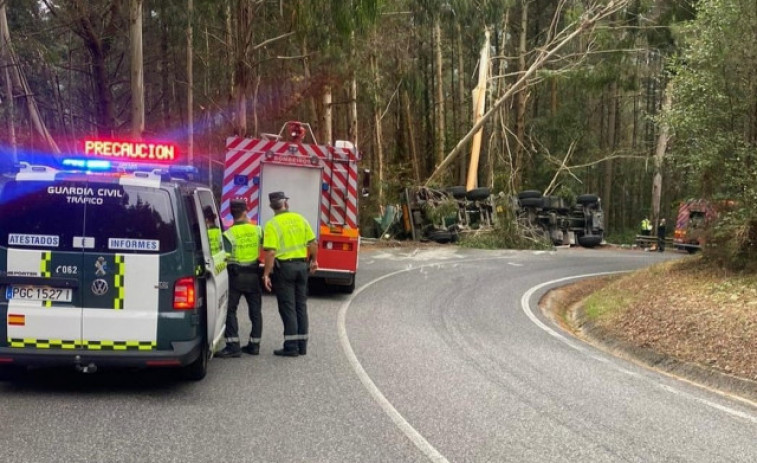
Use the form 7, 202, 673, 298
666, 0, 757, 273
458, 203, 552, 250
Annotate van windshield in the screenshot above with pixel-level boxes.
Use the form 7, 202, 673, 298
0, 179, 177, 253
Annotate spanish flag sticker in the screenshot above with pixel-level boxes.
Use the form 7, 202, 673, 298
8, 314, 25, 326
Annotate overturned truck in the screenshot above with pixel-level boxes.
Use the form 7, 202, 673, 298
400, 186, 604, 247
516, 190, 604, 247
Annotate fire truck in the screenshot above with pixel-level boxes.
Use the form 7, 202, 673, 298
221, 122, 362, 293
673, 199, 719, 253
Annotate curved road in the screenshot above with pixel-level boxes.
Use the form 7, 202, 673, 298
1, 246, 755, 462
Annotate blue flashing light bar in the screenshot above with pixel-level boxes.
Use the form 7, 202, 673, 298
61, 158, 113, 171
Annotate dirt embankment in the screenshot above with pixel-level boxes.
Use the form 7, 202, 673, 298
541, 259, 757, 404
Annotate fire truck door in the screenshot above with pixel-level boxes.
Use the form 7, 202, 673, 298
259, 163, 322, 235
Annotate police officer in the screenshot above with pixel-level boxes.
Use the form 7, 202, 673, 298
203, 206, 223, 256
262, 191, 317, 357
641, 216, 652, 236
216, 199, 263, 358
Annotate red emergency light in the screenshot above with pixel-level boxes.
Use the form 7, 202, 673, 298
82, 139, 179, 163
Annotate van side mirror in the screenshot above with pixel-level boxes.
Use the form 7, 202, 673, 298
361, 169, 371, 197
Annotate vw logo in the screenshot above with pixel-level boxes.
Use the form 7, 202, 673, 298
91, 278, 109, 296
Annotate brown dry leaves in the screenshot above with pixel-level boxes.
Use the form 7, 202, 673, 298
592, 257, 757, 381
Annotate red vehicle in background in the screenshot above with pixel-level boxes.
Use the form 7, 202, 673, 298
674, 199, 718, 253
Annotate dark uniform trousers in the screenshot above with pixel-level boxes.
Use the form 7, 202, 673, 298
226, 265, 262, 346
272, 259, 309, 352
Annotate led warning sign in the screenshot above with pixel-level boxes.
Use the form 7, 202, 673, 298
83, 139, 178, 162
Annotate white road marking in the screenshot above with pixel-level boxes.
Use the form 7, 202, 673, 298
521, 274, 757, 423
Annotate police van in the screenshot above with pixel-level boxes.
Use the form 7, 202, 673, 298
0, 146, 228, 381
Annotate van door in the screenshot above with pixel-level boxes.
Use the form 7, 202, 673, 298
193, 190, 228, 350
0, 175, 86, 351
79, 180, 171, 351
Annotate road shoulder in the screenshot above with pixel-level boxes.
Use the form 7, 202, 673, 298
540, 277, 757, 405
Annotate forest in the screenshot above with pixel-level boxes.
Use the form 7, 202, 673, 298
0, 0, 755, 271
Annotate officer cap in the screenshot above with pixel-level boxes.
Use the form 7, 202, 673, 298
230, 199, 247, 213
269, 191, 289, 202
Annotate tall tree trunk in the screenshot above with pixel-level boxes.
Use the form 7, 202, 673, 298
233, 0, 251, 136
1, 1, 15, 162
186, 0, 194, 161
454, 21, 466, 185
321, 85, 332, 144
432, 13, 445, 169
0, 3, 58, 152
160, 2, 171, 129
348, 31, 358, 147
402, 87, 421, 183
370, 54, 385, 206
130, 0, 144, 139
301, 38, 318, 138
514, 1, 528, 190
603, 82, 618, 230
651, 83, 672, 227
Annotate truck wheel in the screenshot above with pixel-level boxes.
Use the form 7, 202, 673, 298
578, 234, 603, 248
183, 335, 209, 381
428, 229, 454, 244
518, 190, 542, 200
340, 276, 356, 294
465, 187, 491, 201
519, 198, 543, 208
446, 186, 467, 200
576, 194, 599, 206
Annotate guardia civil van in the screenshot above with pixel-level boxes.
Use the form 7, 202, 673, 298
0, 143, 229, 381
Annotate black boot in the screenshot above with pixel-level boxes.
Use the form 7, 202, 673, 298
298, 340, 307, 356
242, 343, 260, 355
216, 343, 241, 358
273, 347, 299, 357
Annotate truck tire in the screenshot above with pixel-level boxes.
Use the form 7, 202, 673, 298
465, 187, 491, 201
446, 186, 467, 200
340, 276, 356, 294
518, 190, 542, 200
576, 194, 599, 206
578, 234, 603, 248
519, 198, 543, 208
428, 229, 454, 244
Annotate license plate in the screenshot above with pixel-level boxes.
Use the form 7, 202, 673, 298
5, 285, 73, 303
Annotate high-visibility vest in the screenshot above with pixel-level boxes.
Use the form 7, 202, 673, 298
224, 222, 261, 265
207, 227, 222, 255
263, 211, 315, 260
641, 219, 651, 231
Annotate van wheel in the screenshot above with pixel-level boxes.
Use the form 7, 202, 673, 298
183, 337, 209, 381
0, 365, 23, 382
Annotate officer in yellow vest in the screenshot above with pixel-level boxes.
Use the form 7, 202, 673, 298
217, 199, 263, 358
640, 217, 652, 236
203, 206, 223, 256
262, 191, 317, 357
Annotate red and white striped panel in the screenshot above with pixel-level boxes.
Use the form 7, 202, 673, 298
223, 137, 360, 229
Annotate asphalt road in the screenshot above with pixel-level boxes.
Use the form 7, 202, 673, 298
1, 246, 755, 463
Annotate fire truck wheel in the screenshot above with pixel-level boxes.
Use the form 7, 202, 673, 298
578, 234, 603, 248
340, 277, 356, 294
576, 194, 599, 206
518, 190, 542, 200
465, 187, 491, 201
445, 186, 467, 200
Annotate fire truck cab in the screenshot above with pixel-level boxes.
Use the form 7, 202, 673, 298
222, 122, 362, 293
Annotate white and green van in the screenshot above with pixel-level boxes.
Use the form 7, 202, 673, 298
0, 161, 228, 380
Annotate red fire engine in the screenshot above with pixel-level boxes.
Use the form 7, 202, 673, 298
221, 122, 362, 293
